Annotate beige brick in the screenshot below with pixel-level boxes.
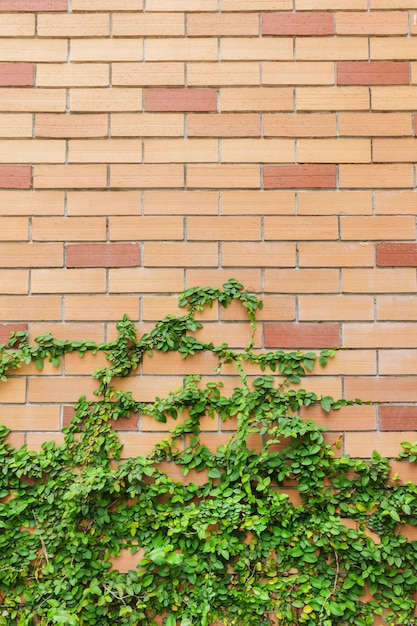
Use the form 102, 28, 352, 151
36, 114, 108, 138
28, 377, 97, 404
0, 39, 67, 62
0, 378, 26, 404
297, 37, 368, 61
112, 63, 184, 87
221, 139, 294, 163
109, 216, 183, 240
371, 37, 417, 61
0, 243, 63, 268
265, 216, 338, 240
298, 191, 372, 215
33, 165, 107, 189
144, 139, 218, 163
144, 242, 218, 267
37, 64, 109, 88
221, 295, 294, 322
371, 87, 417, 111
187, 216, 261, 241
188, 113, 260, 137
0, 217, 28, 241
296, 0, 367, 8
373, 138, 417, 162
264, 113, 336, 137
147, 39, 217, 62
336, 11, 408, 35
187, 62, 260, 86
223, 0, 293, 8
31, 269, 106, 294
67, 191, 141, 216
111, 113, 183, 138
0, 296, 62, 321
377, 296, 417, 321
68, 139, 142, 163
188, 13, 259, 36
65, 296, 139, 321
0, 14, 34, 36
265, 269, 339, 293
371, 0, 417, 6
144, 191, 218, 215
298, 139, 371, 163
113, 12, 183, 36
0, 406, 60, 431
342, 216, 415, 241
0, 192, 64, 216
220, 88, 293, 112
72, 0, 143, 9
185, 269, 261, 291
299, 296, 374, 321
339, 164, 414, 189
299, 242, 374, 267
0, 140, 65, 164
222, 243, 296, 267
375, 191, 417, 215
71, 39, 142, 62
108, 268, 183, 294
37, 14, 109, 37
343, 322, 417, 348
0, 270, 28, 294
297, 87, 370, 111
263, 62, 334, 85
70, 88, 142, 112
187, 165, 260, 189
342, 269, 417, 293
0, 88, 66, 113
221, 191, 295, 215
110, 164, 184, 188
338, 113, 412, 137
32, 217, 106, 242
221, 38, 293, 61
0, 114, 32, 138
29, 322, 105, 343
146, 0, 217, 9
379, 349, 417, 375
345, 431, 417, 458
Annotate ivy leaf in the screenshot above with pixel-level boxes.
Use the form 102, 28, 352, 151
320, 396, 333, 413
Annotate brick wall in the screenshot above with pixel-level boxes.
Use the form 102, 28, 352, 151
1, 0, 417, 460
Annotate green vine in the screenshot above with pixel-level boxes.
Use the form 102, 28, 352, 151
0, 279, 416, 625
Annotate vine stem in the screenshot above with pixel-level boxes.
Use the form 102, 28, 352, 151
318, 544, 339, 626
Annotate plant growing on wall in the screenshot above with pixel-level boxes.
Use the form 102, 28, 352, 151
0, 280, 417, 625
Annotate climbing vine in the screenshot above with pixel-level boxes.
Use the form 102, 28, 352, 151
0, 279, 417, 625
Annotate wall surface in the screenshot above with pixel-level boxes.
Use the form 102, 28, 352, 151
0, 0, 417, 461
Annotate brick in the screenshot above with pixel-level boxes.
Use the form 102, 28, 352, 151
113, 13, 184, 36
72, 0, 143, 9
69, 139, 142, 163
145, 139, 218, 163
33, 165, 107, 189
345, 431, 417, 459
264, 269, 340, 293
109, 216, 183, 240
71, 39, 142, 62
0, 14, 34, 36
377, 243, 417, 267
38, 14, 109, 37
0, 114, 32, 138
299, 296, 374, 321
144, 243, 218, 267
371, 37, 417, 61
263, 62, 334, 86
144, 89, 216, 112
220, 191, 295, 215
222, 139, 294, 163
377, 296, 417, 321
0, 270, 28, 294
220, 88, 293, 111
0, 39, 66, 63
264, 165, 336, 189
0, 405, 60, 431
187, 62, 260, 87
1, 191, 64, 216
309, 349, 377, 376
221, 243, 296, 267
298, 191, 372, 215
70, 88, 141, 112
142, 351, 218, 376
298, 139, 371, 163
375, 191, 417, 215
67, 243, 140, 267
147, 39, 217, 62
187, 165, 260, 189
265, 216, 338, 240
0, 166, 31, 189
31, 269, 106, 294
65, 296, 139, 321
372, 0, 417, 6
263, 12, 334, 36
300, 404, 376, 431
188, 13, 258, 36
29, 322, 105, 343
144, 191, 218, 215
264, 113, 336, 137
0, 378, 25, 403
371, 87, 417, 111
346, 378, 417, 404
297, 87, 369, 111
0, 296, 61, 321
28, 377, 97, 404
265, 323, 340, 349
188, 113, 260, 137
296, 37, 368, 61
343, 323, 417, 349
339, 165, 414, 189
341, 216, 415, 241
223, 0, 293, 8
27, 433, 65, 452
110, 164, 183, 188
192, 321, 262, 349
67, 191, 140, 216
380, 405, 417, 430
221, 295, 294, 321
112, 63, 184, 87
0, 217, 28, 240
0, 323, 27, 345
142, 296, 198, 322
338, 113, 412, 137
0, 0, 67, 9
37, 64, 109, 88
111, 113, 183, 137
108, 268, 183, 294
221, 38, 293, 61
0, 88, 65, 113
299, 242, 373, 267
336, 12, 408, 35
185, 269, 261, 292
32, 217, 106, 242
337, 62, 409, 86
342, 269, 417, 293
374, 138, 417, 162
36, 114, 108, 138
0, 243, 63, 268
296, 0, 366, 8
0, 64, 33, 87
146, 0, 216, 9
187, 216, 261, 241
0, 140, 65, 164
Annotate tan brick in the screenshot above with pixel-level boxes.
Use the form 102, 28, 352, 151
0, 88, 66, 113
185, 269, 261, 291
221, 139, 294, 163
296, 0, 367, 8
345, 431, 417, 458
0, 39, 67, 62
371, 87, 417, 111
187, 216, 261, 241
29, 322, 105, 343
0, 140, 65, 164
263, 62, 334, 86
341, 216, 415, 240
31, 269, 106, 294
111, 113, 183, 137
33, 165, 107, 189
336, 11, 408, 35
63, 351, 114, 377
265, 216, 338, 240
109, 216, 183, 240
0, 192, 64, 216
373, 138, 417, 162
113, 12, 183, 36
377, 296, 417, 321
0, 406, 60, 431
298, 191, 372, 215
188, 113, 260, 137
32, 217, 106, 241
371, 37, 417, 61
37, 13, 109, 37
0, 114, 32, 138
300, 404, 377, 431
112, 63, 184, 87
299, 296, 374, 321
0, 378, 26, 404
296, 37, 368, 61
221, 191, 295, 215
221, 38, 292, 61
144, 191, 218, 215
187, 165, 260, 189
67, 191, 141, 216
221, 295, 295, 321
265, 269, 340, 293
144, 242, 218, 267
297, 87, 370, 111
346, 379, 417, 405
37, 64, 109, 88
110, 164, 184, 188
72, 0, 143, 9
342, 269, 417, 293
0, 296, 61, 321
0, 14, 34, 36
0, 217, 28, 241
299, 242, 373, 267
70, 88, 141, 112
298, 139, 371, 163
192, 320, 262, 348
264, 113, 336, 137
28, 377, 97, 404
223, 0, 292, 8
343, 323, 417, 348
108, 268, 183, 294
371, 0, 417, 6
263, 11, 334, 36
187, 62, 260, 87
379, 349, 417, 375
338, 113, 412, 137
144, 139, 218, 163
375, 191, 417, 215
147, 39, 217, 62
65, 296, 139, 321
310, 350, 377, 377
339, 165, 414, 189
36, 114, 108, 138
142, 296, 198, 321
220, 88, 293, 111
142, 350, 218, 376
410, 63, 417, 84
71, 39, 142, 62
0, 270, 28, 294
0, 243, 63, 268
188, 13, 258, 36
26, 433, 65, 452
222, 243, 296, 267
68, 139, 142, 163
146, 0, 216, 9
117, 433, 170, 458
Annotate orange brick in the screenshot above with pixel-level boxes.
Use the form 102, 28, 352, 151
0, 270, 28, 294
32, 217, 106, 241
142, 296, 198, 321
0, 63, 33, 87
297, 191, 372, 215
296, 0, 367, 8
70, 88, 141, 112
263, 12, 334, 35
220, 191, 295, 215
65, 296, 139, 321
142, 350, 219, 376
33, 165, 107, 189
36, 114, 108, 138
338, 61, 409, 86
371, 37, 417, 61
187, 216, 261, 241
28, 377, 97, 404
220, 295, 295, 321
347, 378, 417, 405
376, 243, 417, 266
263, 62, 334, 85
37, 13, 109, 37
187, 62, 260, 87
377, 296, 417, 321
265, 322, 340, 349
221, 38, 292, 61
297, 87, 369, 111
188, 113, 260, 137
111, 113, 183, 137
0, 406, 60, 431
336, 12, 408, 35
109, 216, 183, 240
375, 191, 417, 215
193, 321, 262, 348
67, 191, 141, 216
68, 139, 142, 163
341, 216, 415, 240
118, 433, 169, 458
338, 113, 412, 137
0, 296, 61, 321
310, 350, 377, 376
0, 113, 32, 138
188, 164, 259, 189
0, 88, 66, 113
108, 268, 183, 294
0, 378, 26, 404
37, 64, 109, 88
0, 243, 63, 268
296, 37, 368, 61
146, 0, 216, 9
66, 243, 140, 267
223, 0, 292, 8
185, 269, 261, 292
72, 0, 143, 9
298, 139, 371, 163
300, 404, 377, 432
26, 433, 65, 452
299, 242, 373, 267
345, 431, 417, 458
145, 139, 217, 163
374, 138, 417, 162
145, 88, 216, 113
0, 39, 67, 62
264, 164, 336, 189
147, 39, 217, 62
0, 14, 34, 36
339, 165, 414, 189
264, 269, 340, 293
188, 13, 259, 36
114, 376, 183, 404
110, 164, 184, 188
379, 350, 417, 375
144, 242, 218, 267
342, 269, 417, 293
144, 191, 218, 215
31, 269, 106, 294
0, 217, 28, 240
299, 296, 374, 321
264, 113, 336, 137
0, 191, 64, 216
0, 165, 31, 189
0, 139, 65, 164
63, 351, 109, 376
222, 139, 294, 163
113, 12, 183, 36
29, 322, 105, 343
112, 63, 184, 87
343, 322, 417, 349
222, 243, 296, 267
1, 0, 67, 8
265, 216, 338, 240
220, 88, 293, 111
71, 39, 142, 62
372, 87, 417, 111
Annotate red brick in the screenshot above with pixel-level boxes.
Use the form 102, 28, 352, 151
0, 64, 34, 87
262, 12, 334, 36
337, 61, 409, 86
144, 88, 217, 112
264, 323, 340, 348
379, 405, 417, 431
0, 323, 27, 345
376, 243, 417, 267
0, 165, 31, 189
0, 0, 67, 9
264, 165, 336, 189
66, 243, 140, 268
63, 405, 138, 430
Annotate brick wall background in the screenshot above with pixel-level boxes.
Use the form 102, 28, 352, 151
1, 0, 417, 462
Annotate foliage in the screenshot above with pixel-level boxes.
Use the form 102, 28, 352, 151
0, 279, 417, 625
